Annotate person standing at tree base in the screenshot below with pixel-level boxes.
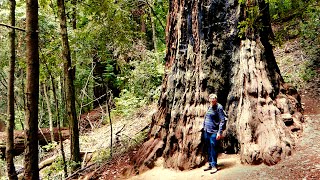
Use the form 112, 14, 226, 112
203, 94, 226, 173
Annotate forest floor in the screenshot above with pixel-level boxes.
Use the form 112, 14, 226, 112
85, 39, 320, 179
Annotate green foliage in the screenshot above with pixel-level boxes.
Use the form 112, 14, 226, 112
0, 0, 168, 128
237, 5, 261, 38
268, 0, 304, 21
0, 159, 5, 178
280, 57, 316, 89
149, 0, 168, 51
300, 67, 316, 81
112, 90, 147, 117
125, 53, 164, 99
42, 156, 65, 179
112, 47, 164, 117
134, 128, 148, 144
238, 0, 246, 5
268, 0, 319, 88
300, 3, 320, 66
271, 1, 319, 84
42, 142, 58, 152
93, 149, 111, 163
42, 156, 81, 180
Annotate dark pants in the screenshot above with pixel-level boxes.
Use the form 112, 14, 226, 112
204, 131, 218, 167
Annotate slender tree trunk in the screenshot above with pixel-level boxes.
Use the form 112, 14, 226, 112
43, 83, 54, 142
43, 57, 68, 178
6, 0, 18, 179
71, 0, 76, 30
93, 54, 106, 108
24, 0, 39, 178
0, 121, 5, 132
133, 0, 303, 171
57, 0, 81, 170
141, 13, 146, 34
106, 88, 113, 158
149, 0, 157, 52
19, 69, 25, 130
51, 77, 68, 178
21, 69, 26, 113
59, 75, 66, 126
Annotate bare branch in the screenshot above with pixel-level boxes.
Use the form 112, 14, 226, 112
0, 23, 26, 32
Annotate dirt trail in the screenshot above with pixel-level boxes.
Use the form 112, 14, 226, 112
128, 93, 320, 180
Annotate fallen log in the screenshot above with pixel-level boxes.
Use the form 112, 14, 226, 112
16, 154, 61, 179
0, 127, 69, 157
39, 154, 60, 170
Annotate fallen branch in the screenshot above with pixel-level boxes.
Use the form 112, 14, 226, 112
66, 163, 97, 180
115, 125, 126, 136
39, 154, 59, 170
134, 124, 150, 136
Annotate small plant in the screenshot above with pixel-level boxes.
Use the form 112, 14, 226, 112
133, 129, 148, 144
300, 65, 316, 82
41, 156, 65, 179
111, 90, 145, 117
237, 5, 262, 38
42, 142, 58, 152
92, 149, 111, 163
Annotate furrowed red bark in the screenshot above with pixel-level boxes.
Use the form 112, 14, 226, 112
133, 0, 303, 171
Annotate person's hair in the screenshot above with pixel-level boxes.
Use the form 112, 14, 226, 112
209, 93, 217, 100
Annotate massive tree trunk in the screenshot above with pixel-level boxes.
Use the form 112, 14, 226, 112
24, 0, 39, 178
6, 0, 18, 179
57, 0, 81, 170
133, 0, 303, 171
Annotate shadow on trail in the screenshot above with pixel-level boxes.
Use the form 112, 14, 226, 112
218, 160, 237, 171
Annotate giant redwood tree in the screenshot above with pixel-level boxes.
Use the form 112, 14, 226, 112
133, 0, 303, 170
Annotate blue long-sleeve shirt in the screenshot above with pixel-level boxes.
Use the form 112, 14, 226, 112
203, 103, 226, 134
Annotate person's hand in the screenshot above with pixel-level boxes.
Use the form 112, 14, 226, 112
216, 133, 222, 140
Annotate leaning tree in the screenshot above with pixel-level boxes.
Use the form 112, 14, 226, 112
133, 0, 303, 171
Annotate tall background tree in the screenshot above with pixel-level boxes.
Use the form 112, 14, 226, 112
57, 0, 81, 170
133, 0, 303, 170
23, 0, 39, 178
6, 0, 18, 179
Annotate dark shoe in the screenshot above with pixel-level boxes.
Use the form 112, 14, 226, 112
210, 166, 218, 174
203, 166, 212, 171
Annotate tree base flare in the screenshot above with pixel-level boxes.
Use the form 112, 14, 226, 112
226, 39, 303, 166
